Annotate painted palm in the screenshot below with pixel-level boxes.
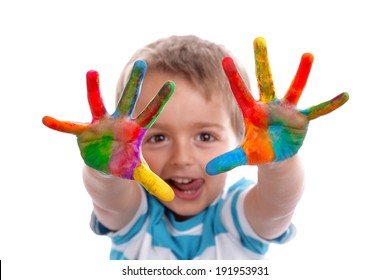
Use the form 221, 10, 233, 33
206, 37, 349, 175
43, 61, 175, 201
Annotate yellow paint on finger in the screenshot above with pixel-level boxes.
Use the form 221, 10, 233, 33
133, 162, 174, 201
253, 37, 276, 102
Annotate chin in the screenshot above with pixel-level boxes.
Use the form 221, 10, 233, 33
166, 202, 205, 221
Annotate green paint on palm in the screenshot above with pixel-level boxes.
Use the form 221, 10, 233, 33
80, 135, 113, 173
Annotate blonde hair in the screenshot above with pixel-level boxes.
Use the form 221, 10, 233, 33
116, 35, 251, 141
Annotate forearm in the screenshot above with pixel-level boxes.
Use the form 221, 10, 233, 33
245, 156, 305, 239
83, 165, 141, 230
258, 155, 304, 214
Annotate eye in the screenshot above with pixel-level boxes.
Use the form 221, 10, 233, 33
196, 133, 215, 142
147, 134, 167, 143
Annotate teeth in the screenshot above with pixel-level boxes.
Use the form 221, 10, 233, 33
170, 178, 198, 195
182, 190, 196, 194
171, 178, 193, 184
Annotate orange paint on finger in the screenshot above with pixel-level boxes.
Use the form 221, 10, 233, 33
42, 116, 88, 135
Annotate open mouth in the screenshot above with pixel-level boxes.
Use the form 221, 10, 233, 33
167, 177, 204, 200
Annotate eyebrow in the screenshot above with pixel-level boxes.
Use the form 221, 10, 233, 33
151, 121, 225, 130
191, 122, 225, 130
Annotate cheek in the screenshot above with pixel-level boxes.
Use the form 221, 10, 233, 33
141, 149, 164, 173
208, 174, 224, 186
206, 173, 227, 197
213, 136, 240, 156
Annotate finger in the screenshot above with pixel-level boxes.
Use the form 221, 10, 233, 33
283, 53, 314, 105
222, 57, 257, 119
86, 70, 107, 122
114, 60, 147, 117
253, 37, 276, 102
136, 81, 175, 128
42, 116, 88, 135
133, 162, 174, 201
300, 92, 349, 120
206, 148, 248, 175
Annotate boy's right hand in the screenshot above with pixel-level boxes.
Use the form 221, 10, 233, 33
42, 60, 175, 201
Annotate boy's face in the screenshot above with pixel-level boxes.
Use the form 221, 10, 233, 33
134, 71, 239, 220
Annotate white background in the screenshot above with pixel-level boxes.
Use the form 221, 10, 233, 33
1, 0, 389, 279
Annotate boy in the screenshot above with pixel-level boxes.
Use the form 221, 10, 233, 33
43, 35, 348, 259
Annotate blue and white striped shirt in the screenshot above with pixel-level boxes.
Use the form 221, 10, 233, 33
91, 177, 295, 259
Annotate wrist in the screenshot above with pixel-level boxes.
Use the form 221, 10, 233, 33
84, 165, 112, 178
259, 156, 298, 171
83, 165, 124, 185
256, 155, 305, 200
83, 164, 134, 193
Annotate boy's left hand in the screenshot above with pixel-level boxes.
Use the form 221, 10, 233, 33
206, 37, 349, 175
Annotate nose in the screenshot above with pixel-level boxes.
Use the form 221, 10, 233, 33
169, 139, 194, 167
